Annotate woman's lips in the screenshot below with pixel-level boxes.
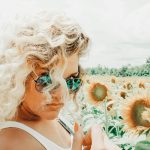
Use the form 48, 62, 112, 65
46, 103, 64, 110
50, 103, 64, 106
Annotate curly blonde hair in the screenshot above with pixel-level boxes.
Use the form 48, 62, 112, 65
0, 11, 89, 122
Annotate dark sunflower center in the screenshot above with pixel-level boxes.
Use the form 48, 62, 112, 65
132, 103, 150, 127
91, 84, 107, 102
94, 87, 104, 99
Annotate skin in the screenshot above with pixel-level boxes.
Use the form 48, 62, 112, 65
17, 53, 79, 122
72, 124, 121, 150
0, 53, 79, 150
0, 52, 120, 150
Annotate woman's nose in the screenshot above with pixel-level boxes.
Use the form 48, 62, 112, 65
49, 83, 64, 101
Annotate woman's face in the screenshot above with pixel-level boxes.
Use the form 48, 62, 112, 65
21, 53, 79, 120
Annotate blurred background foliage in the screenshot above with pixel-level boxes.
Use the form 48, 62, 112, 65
86, 57, 150, 77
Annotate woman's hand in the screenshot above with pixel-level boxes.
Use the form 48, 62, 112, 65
71, 122, 84, 150
71, 123, 121, 150
83, 124, 121, 150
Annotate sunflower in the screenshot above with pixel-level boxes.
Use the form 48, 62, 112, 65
107, 98, 113, 111
142, 108, 150, 123
122, 94, 150, 134
136, 79, 146, 89
120, 91, 127, 99
123, 84, 126, 89
139, 82, 145, 89
88, 82, 108, 105
111, 76, 117, 84
86, 79, 90, 84
127, 82, 133, 90
123, 82, 133, 90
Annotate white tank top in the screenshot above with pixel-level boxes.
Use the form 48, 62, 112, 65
0, 121, 72, 150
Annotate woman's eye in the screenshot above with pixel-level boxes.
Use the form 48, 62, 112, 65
37, 75, 52, 85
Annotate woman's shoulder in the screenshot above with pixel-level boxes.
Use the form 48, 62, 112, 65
0, 127, 45, 150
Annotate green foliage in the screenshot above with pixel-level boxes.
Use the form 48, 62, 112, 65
85, 58, 150, 77
135, 140, 150, 150
146, 57, 150, 64
120, 144, 134, 150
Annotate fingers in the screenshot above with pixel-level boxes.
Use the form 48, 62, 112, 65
91, 125, 121, 150
83, 124, 121, 150
83, 145, 91, 150
83, 125, 105, 150
71, 123, 120, 150
74, 122, 79, 133
91, 124, 105, 150
83, 128, 92, 146
71, 122, 84, 150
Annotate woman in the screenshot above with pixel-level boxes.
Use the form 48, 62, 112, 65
0, 11, 120, 150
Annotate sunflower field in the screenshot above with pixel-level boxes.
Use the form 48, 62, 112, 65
61, 75, 150, 150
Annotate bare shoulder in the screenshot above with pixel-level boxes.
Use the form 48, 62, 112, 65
0, 128, 45, 150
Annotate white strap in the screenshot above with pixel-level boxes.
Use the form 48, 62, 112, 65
0, 121, 69, 150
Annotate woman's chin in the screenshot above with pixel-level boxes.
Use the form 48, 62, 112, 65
41, 110, 60, 120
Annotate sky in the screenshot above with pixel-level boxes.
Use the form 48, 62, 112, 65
0, 0, 150, 68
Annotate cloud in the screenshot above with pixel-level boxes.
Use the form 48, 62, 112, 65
0, 0, 149, 68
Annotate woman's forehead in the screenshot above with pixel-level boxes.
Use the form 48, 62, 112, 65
32, 64, 80, 80
33, 53, 79, 76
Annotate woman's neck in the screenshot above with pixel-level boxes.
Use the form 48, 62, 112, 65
11, 105, 71, 149
16, 102, 41, 121
12, 102, 57, 128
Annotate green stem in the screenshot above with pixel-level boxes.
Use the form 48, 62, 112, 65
146, 133, 150, 141
104, 99, 109, 136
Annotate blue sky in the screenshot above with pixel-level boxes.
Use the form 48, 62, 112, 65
0, 0, 150, 68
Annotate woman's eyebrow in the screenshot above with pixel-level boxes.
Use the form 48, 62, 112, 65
66, 66, 80, 79
66, 72, 79, 79
68, 72, 79, 77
